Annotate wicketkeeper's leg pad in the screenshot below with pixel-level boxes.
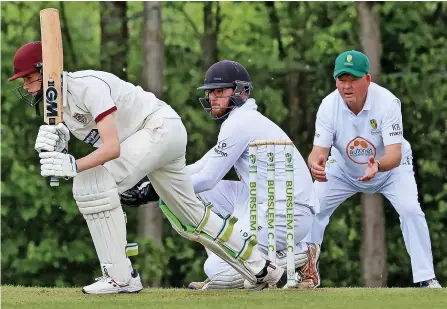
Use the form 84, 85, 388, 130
159, 199, 259, 284
73, 165, 131, 284
266, 249, 308, 270
202, 254, 245, 289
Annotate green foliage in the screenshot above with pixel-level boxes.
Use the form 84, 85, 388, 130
1, 1, 446, 288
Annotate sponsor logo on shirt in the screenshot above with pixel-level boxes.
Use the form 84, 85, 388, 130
345, 136, 376, 164
400, 154, 413, 166
73, 113, 88, 124
214, 147, 227, 157
370, 119, 380, 135
214, 141, 228, 157
83, 129, 100, 146
314, 132, 320, 138
389, 123, 403, 136
217, 142, 227, 149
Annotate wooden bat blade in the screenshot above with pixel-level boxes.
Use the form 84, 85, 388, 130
40, 8, 64, 126
40, 8, 64, 187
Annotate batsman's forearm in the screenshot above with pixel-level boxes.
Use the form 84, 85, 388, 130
76, 144, 120, 173
377, 152, 401, 172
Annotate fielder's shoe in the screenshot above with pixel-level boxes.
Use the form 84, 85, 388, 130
82, 270, 143, 294
419, 278, 442, 288
297, 243, 321, 288
188, 278, 210, 290
243, 261, 287, 290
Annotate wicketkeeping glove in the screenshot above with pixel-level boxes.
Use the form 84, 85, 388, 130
120, 176, 160, 207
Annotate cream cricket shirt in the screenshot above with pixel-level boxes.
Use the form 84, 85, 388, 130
62, 70, 172, 147
313, 82, 412, 187
188, 99, 317, 214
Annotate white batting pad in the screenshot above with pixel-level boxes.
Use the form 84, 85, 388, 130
73, 166, 130, 284
204, 271, 245, 290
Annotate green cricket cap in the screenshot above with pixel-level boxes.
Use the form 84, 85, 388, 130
333, 50, 370, 79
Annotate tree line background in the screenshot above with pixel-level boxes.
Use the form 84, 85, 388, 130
1, 1, 446, 288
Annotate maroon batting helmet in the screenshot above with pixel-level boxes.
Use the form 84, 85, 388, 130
9, 41, 43, 81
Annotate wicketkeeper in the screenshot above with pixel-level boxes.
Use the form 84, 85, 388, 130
186, 60, 321, 290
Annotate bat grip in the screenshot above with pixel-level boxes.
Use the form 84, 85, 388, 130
41, 150, 60, 187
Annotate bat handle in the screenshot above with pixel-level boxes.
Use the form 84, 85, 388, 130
50, 177, 60, 187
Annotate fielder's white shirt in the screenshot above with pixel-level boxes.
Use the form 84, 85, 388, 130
62, 70, 178, 147
313, 82, 412, 187
187, 99, 317, 214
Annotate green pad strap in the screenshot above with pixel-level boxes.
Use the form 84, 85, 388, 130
236, 235, 258, 262
216, 215, 238, 244
195, 202, 213, 233
126, 243, 138, 257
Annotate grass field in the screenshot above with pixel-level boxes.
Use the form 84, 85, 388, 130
2, 286, 446, 309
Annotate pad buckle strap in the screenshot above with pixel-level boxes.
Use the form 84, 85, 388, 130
215, 215, 238, 244
126, 243, 139, 257
236, 234, 258, 262
194, 202, 213, 233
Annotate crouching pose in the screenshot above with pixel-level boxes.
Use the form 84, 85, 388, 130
10, 42, 290, 294
186, 60, 321, 289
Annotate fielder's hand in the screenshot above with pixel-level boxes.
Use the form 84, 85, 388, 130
310, 155, 327, 182
357, 156, 379, 182
35, 123, 70, 153
39, 152, 77, 179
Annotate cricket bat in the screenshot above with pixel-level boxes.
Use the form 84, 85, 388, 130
40, 8, 64, 187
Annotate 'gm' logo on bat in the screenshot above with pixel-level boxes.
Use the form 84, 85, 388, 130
45, 78, 58, 117
345, 136, 376, 164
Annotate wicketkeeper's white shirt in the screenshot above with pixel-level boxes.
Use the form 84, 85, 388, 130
187, 99, 317, 214
62, 70, 179, 147
313, 82, 412, 188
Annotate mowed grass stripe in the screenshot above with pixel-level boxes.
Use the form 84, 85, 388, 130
1, 286, 446, 309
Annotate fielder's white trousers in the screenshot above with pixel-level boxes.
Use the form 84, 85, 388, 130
198, 180, 313, 280
309, 159, 436, 283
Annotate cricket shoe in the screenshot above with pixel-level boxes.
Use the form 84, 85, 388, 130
419, 278, 442, 288
297, 243, 321, 288
188, 278, 210, 290
82, 270, 143, 294
243, 261, 287, 290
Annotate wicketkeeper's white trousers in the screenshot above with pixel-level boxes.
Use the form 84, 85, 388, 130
309, 158, 436, 283
198, 180, 314, 280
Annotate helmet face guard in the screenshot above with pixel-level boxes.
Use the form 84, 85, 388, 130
198, 80, 252, 120
10, 63, 43, 116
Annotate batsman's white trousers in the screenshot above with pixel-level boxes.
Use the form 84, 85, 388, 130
309, 157, 436, 283
198, 180, 314, 280
103, 105, 267, 281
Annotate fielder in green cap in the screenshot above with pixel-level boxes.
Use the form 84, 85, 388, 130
333, 50, 371, 79
332, 50, 372, 114
306, 49, 442, 289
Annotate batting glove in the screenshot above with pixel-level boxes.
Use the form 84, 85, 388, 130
35, 123, 70, 153
39, 152, 77, 179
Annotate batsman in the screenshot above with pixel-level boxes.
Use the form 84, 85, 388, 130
9, 41, 295, 293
